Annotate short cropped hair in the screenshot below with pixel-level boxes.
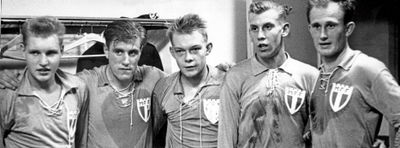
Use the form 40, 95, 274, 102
21, 16, 65, 48
167, 14, 208, 44
249, 0, 292, 22
103, 20, 146, 50
306, 0, 356, 24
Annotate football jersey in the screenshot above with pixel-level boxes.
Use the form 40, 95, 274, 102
310, 50, 400, 147
218, 54, 318, 148
153, 66, 225, 148
77, 65, 165, 148
0, 69, 89, 148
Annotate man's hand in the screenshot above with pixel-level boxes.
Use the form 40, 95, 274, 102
0, 69, 20, 90
373, 138, 387, 148
216, 62, 235, 72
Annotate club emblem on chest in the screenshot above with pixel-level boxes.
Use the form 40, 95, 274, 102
203, 99, 219, 124
137, 97, 151, 122
284, 87, 306, 114
329, 83, 353, 112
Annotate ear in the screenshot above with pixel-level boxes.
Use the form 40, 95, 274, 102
20, 43, 25, 52
103, 44, 109, 59
169, 46, 176, 59
345, 21, 355, 37
206, 43, 213, 56
282, 23, 290, 37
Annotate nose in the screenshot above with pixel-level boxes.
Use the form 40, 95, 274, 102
39, 54, 49, 66
122, 53, 130, 66
319, 28, 328, 41
257, 30, 266, 41
184, 52, 194, 63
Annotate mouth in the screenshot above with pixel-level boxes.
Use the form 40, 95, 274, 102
184, 66, 196, 70
257, 43, 269, 51
37, 68, 51, 75
319, 42, 331, 48
119, 68, 132, 71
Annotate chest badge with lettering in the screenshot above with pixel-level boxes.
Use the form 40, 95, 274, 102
284, 87, 306, 114
137, 97, 151, 122
329, 83, 353, 112
203, 99, 219, 124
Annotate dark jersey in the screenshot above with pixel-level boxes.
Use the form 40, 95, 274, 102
78, 65, 165, 148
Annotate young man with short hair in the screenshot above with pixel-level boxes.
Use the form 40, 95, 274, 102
152, 14, 224, 147
307, 0, 400, 147
0, 16, 89, 148
77, 20, 165, 148
0, 19, 165, 148
218, 1, 319, 147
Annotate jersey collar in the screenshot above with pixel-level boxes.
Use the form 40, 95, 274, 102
318, 50, 360, 71
251, 52, 296, 76
17, 69, 78, 96
172, 65, 224, 95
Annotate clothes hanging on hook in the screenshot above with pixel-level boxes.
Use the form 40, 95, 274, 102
0, 34, 24, 60
63, 33, 105, 56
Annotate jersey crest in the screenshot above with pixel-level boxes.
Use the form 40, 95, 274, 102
284, 87, 306, 114
137, 97, 151, 122
67, 110, 79, 148
203, 99, 219, 124
329, 83, 353, 112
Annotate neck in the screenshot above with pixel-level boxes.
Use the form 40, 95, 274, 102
106, 67, 132, 90
28, 73, 59, 93
257, 47, 287, 69
321, 44, 351, 72
181, 65, 208, 88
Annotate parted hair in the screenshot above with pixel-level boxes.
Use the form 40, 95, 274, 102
104, 20, 146, 50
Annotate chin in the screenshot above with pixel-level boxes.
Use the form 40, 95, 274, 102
117, 75, 134, 81
34, 76, 52, 83
181, 71, 199, 78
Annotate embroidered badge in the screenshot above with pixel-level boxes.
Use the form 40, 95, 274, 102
203, 99, 219, 124
67, 110, 79, 148
329, 83, 353, 112
137, 97, 151, 122
284, 87, 306, 114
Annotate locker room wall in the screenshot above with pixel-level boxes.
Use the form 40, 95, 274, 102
1, 0, 248, 74
1, 0, 397, 75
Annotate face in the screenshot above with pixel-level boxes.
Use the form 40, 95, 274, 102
24, 34, 62, 85
170, 31, 211, 79
308, 2, 352, 58
105, 39, 141, 82
249, 8, 289, 60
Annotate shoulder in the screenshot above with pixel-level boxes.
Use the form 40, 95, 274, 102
351, 52, 387, 79
138, 65, 166, 81
152, 72, 178, 103
225, 59, 252, 80
58, 70, 89, 98
76, 65, 105, 82
0, 88, 15, 102
288, 58, 319, 78
154, 72, 178, 92
63, 71, 87, 87
155, 72, 178, 89
210, 66, 227, 83
0, 88, 17, 115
